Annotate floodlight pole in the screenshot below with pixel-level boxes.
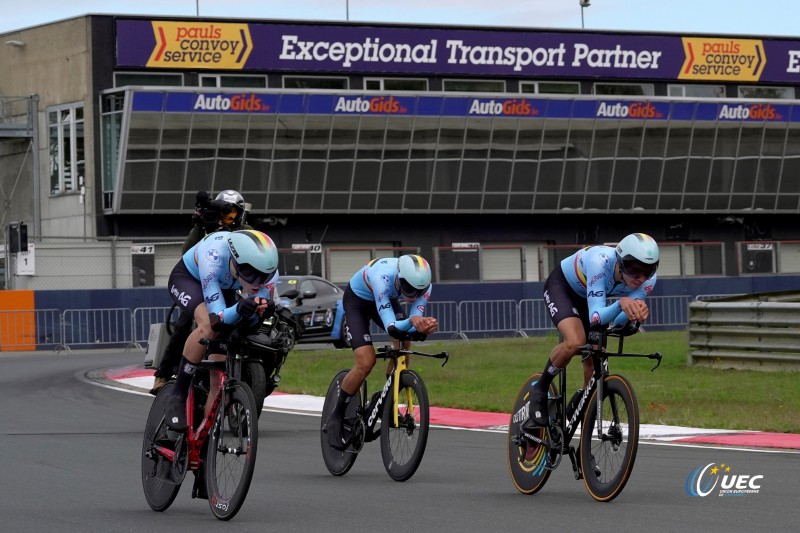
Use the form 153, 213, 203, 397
580, 0, 590, 29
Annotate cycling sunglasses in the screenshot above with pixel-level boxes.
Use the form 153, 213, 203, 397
234, 261, 275, 286
399, 278, 427, 299
621, 259, 658, 280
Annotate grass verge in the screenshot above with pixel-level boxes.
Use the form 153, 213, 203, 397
279, 331, 800, 434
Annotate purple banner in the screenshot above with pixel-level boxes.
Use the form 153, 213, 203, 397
116, 19, 800, 84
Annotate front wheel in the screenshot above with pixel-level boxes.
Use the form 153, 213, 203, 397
242, 361, 267, 418
141, 382, 181, 511
205, 381, 259, 521
380, 370, 429, 482
507, 373, 559, 495
579, 374, 639, 502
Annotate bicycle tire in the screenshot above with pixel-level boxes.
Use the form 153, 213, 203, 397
380, 370, 429, 482
579, 374, 639, 502
205, 381, 259, 521
320, 369, 363, 476
141, 382, 181, 512
242, 360, 267, 418
507, 373, 559, 495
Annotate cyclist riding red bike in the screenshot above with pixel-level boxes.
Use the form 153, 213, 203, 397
163, 229, 280, 432
323, 254, 439, 451
526, 233, 659, 428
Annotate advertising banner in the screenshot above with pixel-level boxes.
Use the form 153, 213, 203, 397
131, 90, 800, 123
116, 19, 800, 83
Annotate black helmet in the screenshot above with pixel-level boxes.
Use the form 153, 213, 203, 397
215, 190, 246, 230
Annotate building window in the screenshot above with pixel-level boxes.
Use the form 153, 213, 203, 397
114, 72, 184, 87
283, 76, 348, 90
48, 103, 85, 195
199, 74, 268, 88
593, 82, 654, 96
668, 84, 725, 98
364, 78, 428, 91
443, 79, 506, 93
519, 81, 580, 95
738, 86, 796, 99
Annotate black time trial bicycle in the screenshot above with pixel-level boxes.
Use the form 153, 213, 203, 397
320, 345, 449, 482
507, 322, 662, 502
141, 326, 259, 520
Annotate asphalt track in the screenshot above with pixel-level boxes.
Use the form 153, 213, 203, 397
1, 349, 798, 533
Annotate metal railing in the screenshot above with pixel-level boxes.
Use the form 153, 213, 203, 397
0, 294, 729, 352
688, 298, 800, 371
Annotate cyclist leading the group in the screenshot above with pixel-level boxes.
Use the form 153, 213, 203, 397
527, 233, 659, 427
163, 229, 280, 432
323, 254, 439, 450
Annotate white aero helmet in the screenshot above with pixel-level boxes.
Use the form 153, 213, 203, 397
615, 233, 659, 279
397, 254, 432, 299
227, 230, 279, 286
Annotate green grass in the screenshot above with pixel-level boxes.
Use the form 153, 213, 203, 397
279, 331, 800, 434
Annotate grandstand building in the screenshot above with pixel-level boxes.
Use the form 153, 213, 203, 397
2, 15, 800, 286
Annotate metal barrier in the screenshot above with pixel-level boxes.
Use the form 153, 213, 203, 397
688, 299, 800, 371
644, 295, 694, 330
457, 299, 524, 339
0, 294, 753, 352
518, 298, 551, 336
0, 309, 62, 350
59, 308, 134, 352
132, 306, 178, 349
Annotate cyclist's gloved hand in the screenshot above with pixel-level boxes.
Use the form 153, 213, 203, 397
263, 300, 276, 318
236, 298, 259, 320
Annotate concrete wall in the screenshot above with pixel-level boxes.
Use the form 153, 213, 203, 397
1, 17, 96, 240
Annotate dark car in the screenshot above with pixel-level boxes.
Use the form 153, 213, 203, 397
275, 275, 349, 348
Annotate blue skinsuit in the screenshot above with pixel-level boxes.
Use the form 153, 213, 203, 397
560, 246, 656, 327
349, 257, 429, 333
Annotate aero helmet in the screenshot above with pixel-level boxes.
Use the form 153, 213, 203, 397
215, 190, 246, 230
227, 230, 279, 286
397, 254, 432, 299
615, 233, 659, 279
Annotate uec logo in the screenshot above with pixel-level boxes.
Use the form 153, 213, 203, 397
686, 463, 763, 497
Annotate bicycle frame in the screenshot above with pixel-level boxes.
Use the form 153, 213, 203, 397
359, 348, 448, 443
531, 326, 662, 479
147, 333, 245, 470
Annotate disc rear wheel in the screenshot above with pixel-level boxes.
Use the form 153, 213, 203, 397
141, 382, 181, 512
320, 370, 364, 476
507, 373, 560, 495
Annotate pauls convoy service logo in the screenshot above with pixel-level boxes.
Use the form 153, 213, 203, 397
147, 21, 253, 69
686, 462, 764, 497
679, 38, 765, 82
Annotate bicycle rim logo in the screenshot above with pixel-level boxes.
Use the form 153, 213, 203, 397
686, 462, 764, 497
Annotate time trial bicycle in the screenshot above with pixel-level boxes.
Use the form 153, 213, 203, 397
507, 321, 662, 502
320, 344, 449, 481
141, 325, 259, 520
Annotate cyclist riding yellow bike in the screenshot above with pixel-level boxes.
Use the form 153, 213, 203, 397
323, 254, 439, 450
163, 229, 280, 432
526, 233, 659, 427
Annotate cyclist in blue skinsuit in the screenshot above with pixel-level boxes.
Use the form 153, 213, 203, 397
526, 233, 659, 427
164, 229, 280, 432
323, 254, 439, 450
